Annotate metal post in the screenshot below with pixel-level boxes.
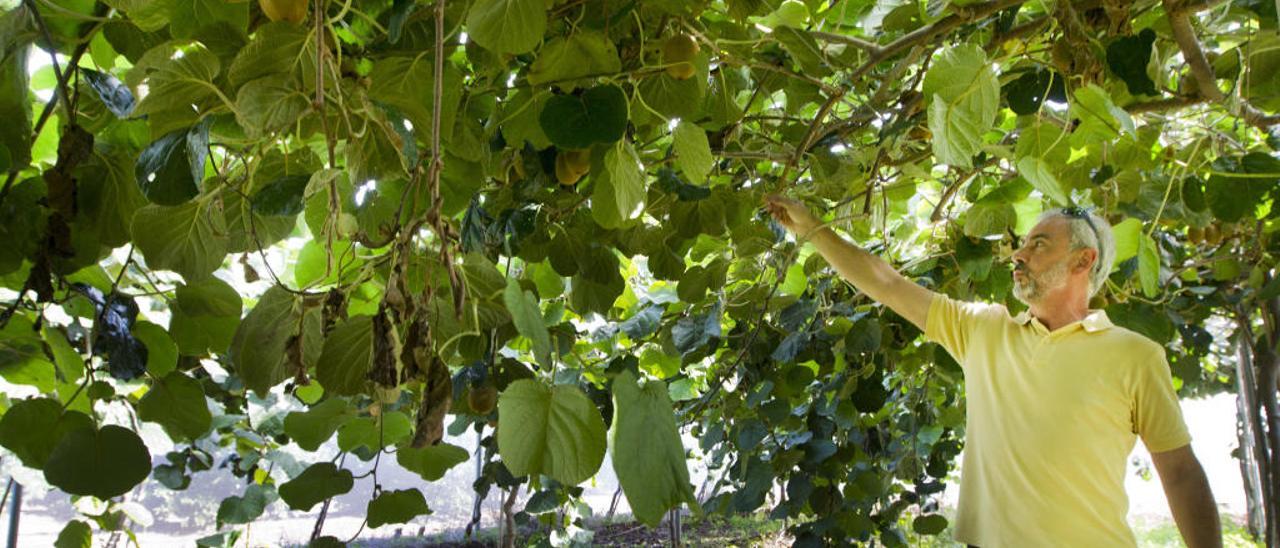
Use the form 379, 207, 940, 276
6, 481, 21, 548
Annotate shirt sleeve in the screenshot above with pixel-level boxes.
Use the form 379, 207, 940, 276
1131, 345, 1192, 453
924, 292, 992, 368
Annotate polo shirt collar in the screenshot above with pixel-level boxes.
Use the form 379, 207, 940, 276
1012, 309, 1113, 334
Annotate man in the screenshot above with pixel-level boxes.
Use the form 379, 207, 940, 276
764, 195, 1221, 547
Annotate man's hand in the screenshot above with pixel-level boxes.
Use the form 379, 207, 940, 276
764, 195, 822, 238
761, 194, 934, 331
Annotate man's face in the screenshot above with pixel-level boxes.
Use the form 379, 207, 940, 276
1011, 218, 1076, 304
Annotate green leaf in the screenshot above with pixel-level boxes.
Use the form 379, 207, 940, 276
228, 22, 311, 88
42, 327, 85, 383
170, 278, 242, 356
134, 123, 210, 206
278, 462, 354, 511
132, 46, 222, 117
1138, 235, 1160, 298
77, 148, 147, 247
499, 89, 550, 149
539, 84, 629, 150
637, 52, 709, 120
465, 0, 546, 55
528, 32, 621, 87
923, 45, 999, 168
610, 371, 699, 527
284, 398, 355, 451
132, 321, 177, 377
0, 40, 31, 172
235, 75, 309, 137
1206, 153, 1279, 222
1106, 29, 1157, 96
54, 520, 92, 548
912, 514, 948, 535
673, 121, 713, 184
504, 278, 552, 369
252, 175, 311, 216
217, 484, 277, 525
772, 26, 830, 77
168, 0, 248, 40
1015, 157, 1069, 206
131, 199, 229, 281
368, 56, 462, 142
1069, 84, 1135, 143
138, 372, 212, 442
367, 489, 431, 528
229, 286, 302, 396
337, 412, 413, 453
591, 140, 646, 229
315, 315, 374, 396
1110, 218, 1143, 264
497, 379, 607, 485
0, 315, 55, 393
44, 425, 152, 500
0, 398, 94, 469
396, 443, 469, 482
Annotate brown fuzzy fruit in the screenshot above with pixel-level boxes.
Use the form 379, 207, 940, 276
260, 0, 308, 23
555, 149, 590, 186
663, 33, 699, 80
468, 385, 498, 415
1187, 226, 1204, 245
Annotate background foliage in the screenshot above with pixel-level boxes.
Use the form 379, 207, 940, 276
1, 0, 1279, 545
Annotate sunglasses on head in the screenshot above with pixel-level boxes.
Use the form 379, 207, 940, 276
1061, 206, 1103, 271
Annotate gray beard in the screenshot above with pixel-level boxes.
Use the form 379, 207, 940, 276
1012, 259, 1070, 305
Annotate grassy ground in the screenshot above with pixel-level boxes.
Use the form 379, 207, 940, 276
903, 514, 1263, 547
327, 512, 1262, 547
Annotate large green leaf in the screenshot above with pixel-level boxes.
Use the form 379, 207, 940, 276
138, 372, 212, 442
527, 32, 622, 87
673, 121, 713, 184
367, 489, 431, 528
1138, 234, 1160, 298
235, 75, 309, 137
0, 398, 94, 469
465, 0, 546, 55
367, 56, 462, 142
44, 425, 152, 500
134, 123, 209, 206
0, 39, 30, 171
1069, 84, 1134, 144
1016, 157, 1069, 206
132, 46, 222, 117
168, 0, 248, 40
217, 484, 277, 525
54, 520, 91, 548
278, 462, 354, 511
396, 443, 469, 482
227, 22, 311, 88
610, 371, 699, 527
170, 277, 243, 355
496, 379, 607, 485
229, 286, 301, 396
337, 412, 413, 453
315, 314, 374, 396
131, 199, 229, 281
591, 140, 646, 229
923, 45, 999, 168
504, 278, 552, 369
77, 148, 146, 247
283, 398, 355, 451
539, 84, 629, 150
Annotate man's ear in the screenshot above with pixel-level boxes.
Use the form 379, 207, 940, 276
1075, 248, 1098, 273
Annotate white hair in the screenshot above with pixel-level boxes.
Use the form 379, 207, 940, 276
1035, 208, 1115, 297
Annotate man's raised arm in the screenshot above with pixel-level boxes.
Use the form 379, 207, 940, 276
764, 195, 934, 331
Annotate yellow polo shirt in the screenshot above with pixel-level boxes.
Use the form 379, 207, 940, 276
926, 293, 1191, 547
